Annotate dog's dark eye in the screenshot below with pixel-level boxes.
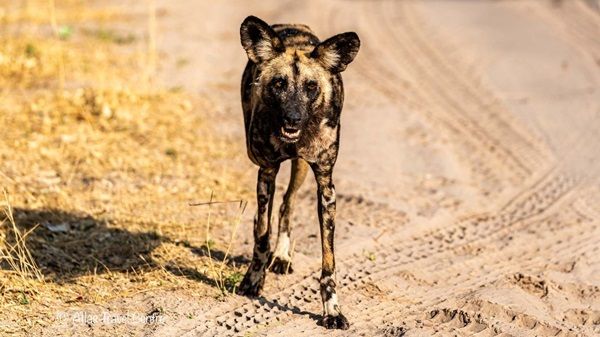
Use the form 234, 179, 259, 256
271, 78, 287, 91
306, 81, 318, 92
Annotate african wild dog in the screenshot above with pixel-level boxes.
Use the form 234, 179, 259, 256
237, 16, 360, 330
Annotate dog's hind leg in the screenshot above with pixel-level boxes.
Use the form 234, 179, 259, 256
238, 165, 279, 296
270, 159, 309, 274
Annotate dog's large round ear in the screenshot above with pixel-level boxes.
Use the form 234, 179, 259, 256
240, 16, 285, 63
310, 32, 360, 73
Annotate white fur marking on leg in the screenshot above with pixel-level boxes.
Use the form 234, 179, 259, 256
324, 293, 340, 316
274, 234, 290, 258
320, 187, 336, 208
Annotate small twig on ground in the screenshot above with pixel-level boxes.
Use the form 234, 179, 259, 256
189, 200, 245, 207
204, 192, 218, 289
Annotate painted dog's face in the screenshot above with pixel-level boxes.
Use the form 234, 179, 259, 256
240, 16, 360, 143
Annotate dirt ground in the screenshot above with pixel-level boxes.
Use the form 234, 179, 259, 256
16, 0, 600, 336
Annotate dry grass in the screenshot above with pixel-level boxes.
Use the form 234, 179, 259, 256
0, 1, 252, 334
0, 190, 44, 283
203, 195, 248, 295
1, 0, 126, 26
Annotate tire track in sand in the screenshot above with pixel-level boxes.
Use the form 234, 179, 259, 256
347, 0, 555, 192
267, 192, 600, 336
168, 166, 579, 336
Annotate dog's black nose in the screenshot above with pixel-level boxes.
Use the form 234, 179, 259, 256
283, 114, 301, 128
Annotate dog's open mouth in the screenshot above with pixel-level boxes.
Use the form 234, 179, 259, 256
280, 127, 301, 142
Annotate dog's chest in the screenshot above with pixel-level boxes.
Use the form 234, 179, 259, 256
295, 123, 339, 163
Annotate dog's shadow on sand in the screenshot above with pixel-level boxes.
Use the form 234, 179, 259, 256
1, 207, 249, 289
2, 207, 323, 324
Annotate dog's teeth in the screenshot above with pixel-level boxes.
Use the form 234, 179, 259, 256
281, 128, 300, 138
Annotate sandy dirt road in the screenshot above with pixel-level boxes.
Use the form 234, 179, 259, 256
46, 0, 600, 336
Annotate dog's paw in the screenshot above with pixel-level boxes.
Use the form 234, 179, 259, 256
269, 256, 294, 274
319, 313, 350, 330
236, 270, 265, 297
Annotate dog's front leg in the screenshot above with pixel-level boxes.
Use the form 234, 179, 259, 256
238, 165, 279, 296
313, 165, 350, 330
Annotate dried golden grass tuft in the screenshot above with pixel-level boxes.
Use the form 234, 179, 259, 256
0, 190, 44, 283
